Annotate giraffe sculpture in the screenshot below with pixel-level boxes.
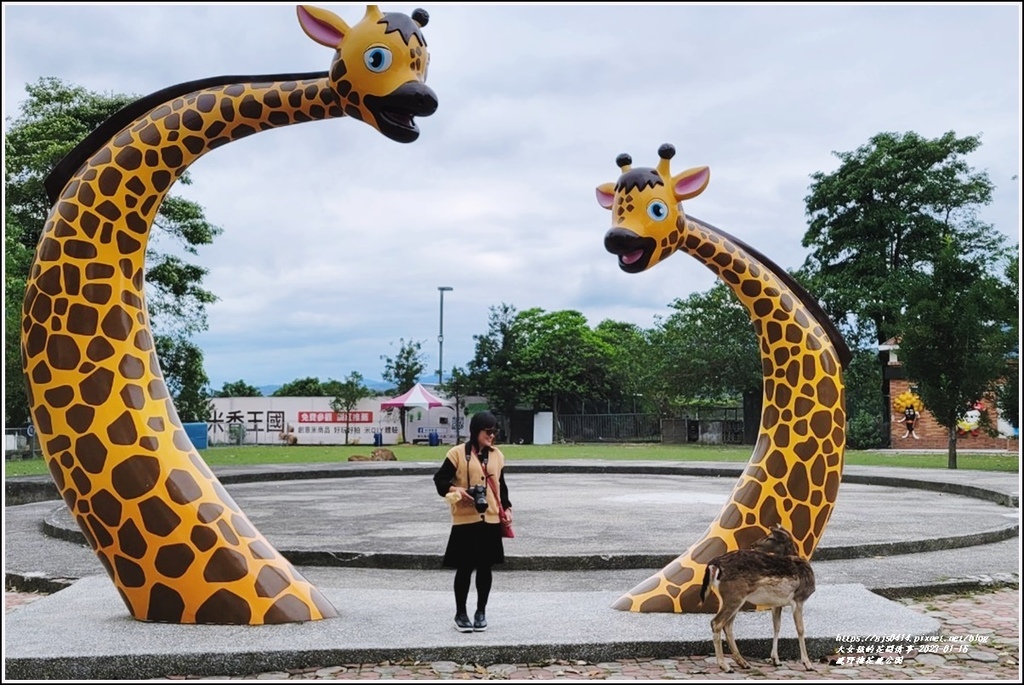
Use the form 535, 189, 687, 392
598, 144, 851, 613
20, 4, 437, 625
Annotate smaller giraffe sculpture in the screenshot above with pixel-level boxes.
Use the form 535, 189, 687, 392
597, 144, 849, 613
22, 4, 436, 625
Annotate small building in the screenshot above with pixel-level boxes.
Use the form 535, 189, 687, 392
880, 338, 1018, 450
207, 393, 480, 447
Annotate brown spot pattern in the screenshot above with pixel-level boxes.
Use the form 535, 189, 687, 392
613, 218, 845, 614
20, 45, 408, 626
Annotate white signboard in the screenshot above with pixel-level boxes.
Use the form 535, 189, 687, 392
206, 394, 479, 446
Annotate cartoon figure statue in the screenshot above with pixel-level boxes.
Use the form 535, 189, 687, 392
893, 390, 923, 439
957, 403, 984, 437
20, 5, 436, 625
597, 144, 850, 613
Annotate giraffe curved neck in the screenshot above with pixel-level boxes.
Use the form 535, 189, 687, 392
25, 71, 350, 469
45, 72, 332, 204
686, 215, 851, 370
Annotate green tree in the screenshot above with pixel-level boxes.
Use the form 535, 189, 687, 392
649, 282, 761, 413
466, 303, 522, 435
4, 77, 221, 424
213, 380, 263, 398
438, 366, 472, 443
800, 130, 1000, 445
898, 238, 1014, 469
329, 372, 374, 446
592, 320, 656, 414
380, 338, 427, 443
154, 336, 210, 423
842, 348, 886, 450
273, 377, 329, 397
4, 208, 32, 426
801, 131, 997, 346
513, 308, 614, 439
994, 249, 1019, 431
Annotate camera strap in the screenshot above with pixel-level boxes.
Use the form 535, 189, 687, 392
462, 443, 485, 489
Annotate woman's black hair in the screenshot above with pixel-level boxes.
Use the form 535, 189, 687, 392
468, 411, 498, 454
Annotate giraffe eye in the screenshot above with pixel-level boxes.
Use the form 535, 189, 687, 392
647, 200, 669, 221
364, 46, 393, 73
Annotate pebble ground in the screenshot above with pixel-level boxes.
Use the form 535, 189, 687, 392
6, 586, 1019, 680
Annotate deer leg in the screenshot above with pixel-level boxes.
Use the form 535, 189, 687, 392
710, 610, 730, 673
723, 614, 750, 670
769, 606, 783, 666
793, 602, 814, 671
711, 598, 745, 672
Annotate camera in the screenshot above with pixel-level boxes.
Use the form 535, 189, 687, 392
466, 484, 488, 513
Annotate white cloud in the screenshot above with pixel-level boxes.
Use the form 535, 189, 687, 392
4, 2, 1020, 389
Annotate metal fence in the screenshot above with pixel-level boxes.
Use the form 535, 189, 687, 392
4, 426, 41, 460
557, 413, 662, 443
557, 412, 746, 445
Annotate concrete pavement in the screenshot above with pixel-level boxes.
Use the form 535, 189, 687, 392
3, 460, 1019, 679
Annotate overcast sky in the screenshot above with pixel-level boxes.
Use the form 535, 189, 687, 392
4, 3, 1020, 390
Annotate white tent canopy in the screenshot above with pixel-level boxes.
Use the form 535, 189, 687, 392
380, 383, 448, 410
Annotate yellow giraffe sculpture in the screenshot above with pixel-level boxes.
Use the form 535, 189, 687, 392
20, 5, 437, 625
597, 144, 850, 613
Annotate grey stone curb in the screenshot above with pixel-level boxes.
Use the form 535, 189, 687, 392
3, 637, 832, 681
7, 460, 1018, 506
8, 569, 1019, 610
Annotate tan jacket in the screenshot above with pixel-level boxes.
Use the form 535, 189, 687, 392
443, 444, 506, 526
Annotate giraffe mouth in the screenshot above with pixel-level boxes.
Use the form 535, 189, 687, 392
604, 228, 655, 274
365, 82, 439, 144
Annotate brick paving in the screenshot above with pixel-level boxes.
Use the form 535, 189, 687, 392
5, 586, 1019, 680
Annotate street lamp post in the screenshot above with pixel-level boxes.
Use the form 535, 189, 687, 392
437, 286, 453, 385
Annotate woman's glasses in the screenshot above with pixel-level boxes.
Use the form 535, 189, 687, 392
483, 429, 498, 437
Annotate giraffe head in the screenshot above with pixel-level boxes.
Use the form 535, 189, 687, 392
597, 144, 710, 273
297, 4, 438, 143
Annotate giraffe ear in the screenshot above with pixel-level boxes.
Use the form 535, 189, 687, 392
297, 5, 351, 48
596, 183, 616, 210
672, 166, 710, 201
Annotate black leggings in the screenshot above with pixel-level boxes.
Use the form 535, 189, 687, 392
454, 565, 493, 613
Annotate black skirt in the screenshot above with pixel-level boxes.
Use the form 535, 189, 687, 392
442, 521, 505, 569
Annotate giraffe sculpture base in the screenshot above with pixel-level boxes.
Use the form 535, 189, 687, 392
610, 551, 723, 614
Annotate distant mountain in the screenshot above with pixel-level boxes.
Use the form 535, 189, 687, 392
256, 379, 393, 397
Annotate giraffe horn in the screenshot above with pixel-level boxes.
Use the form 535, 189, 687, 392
657, 143, 675, 178
364, 5, 384, 21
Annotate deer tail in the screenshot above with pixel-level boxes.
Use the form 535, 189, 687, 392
700, 563, 717, 604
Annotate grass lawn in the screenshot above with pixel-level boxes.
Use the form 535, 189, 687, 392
4, 442, 1018, 477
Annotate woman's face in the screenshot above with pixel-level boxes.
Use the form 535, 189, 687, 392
477, 425, 497, 448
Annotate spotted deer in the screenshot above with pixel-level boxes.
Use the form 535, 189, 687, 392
699, 525, 816, 673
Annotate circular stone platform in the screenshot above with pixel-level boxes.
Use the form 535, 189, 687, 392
44, 470, 1017, 569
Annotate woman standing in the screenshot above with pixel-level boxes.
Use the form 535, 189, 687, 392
433, 411, 513, 632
